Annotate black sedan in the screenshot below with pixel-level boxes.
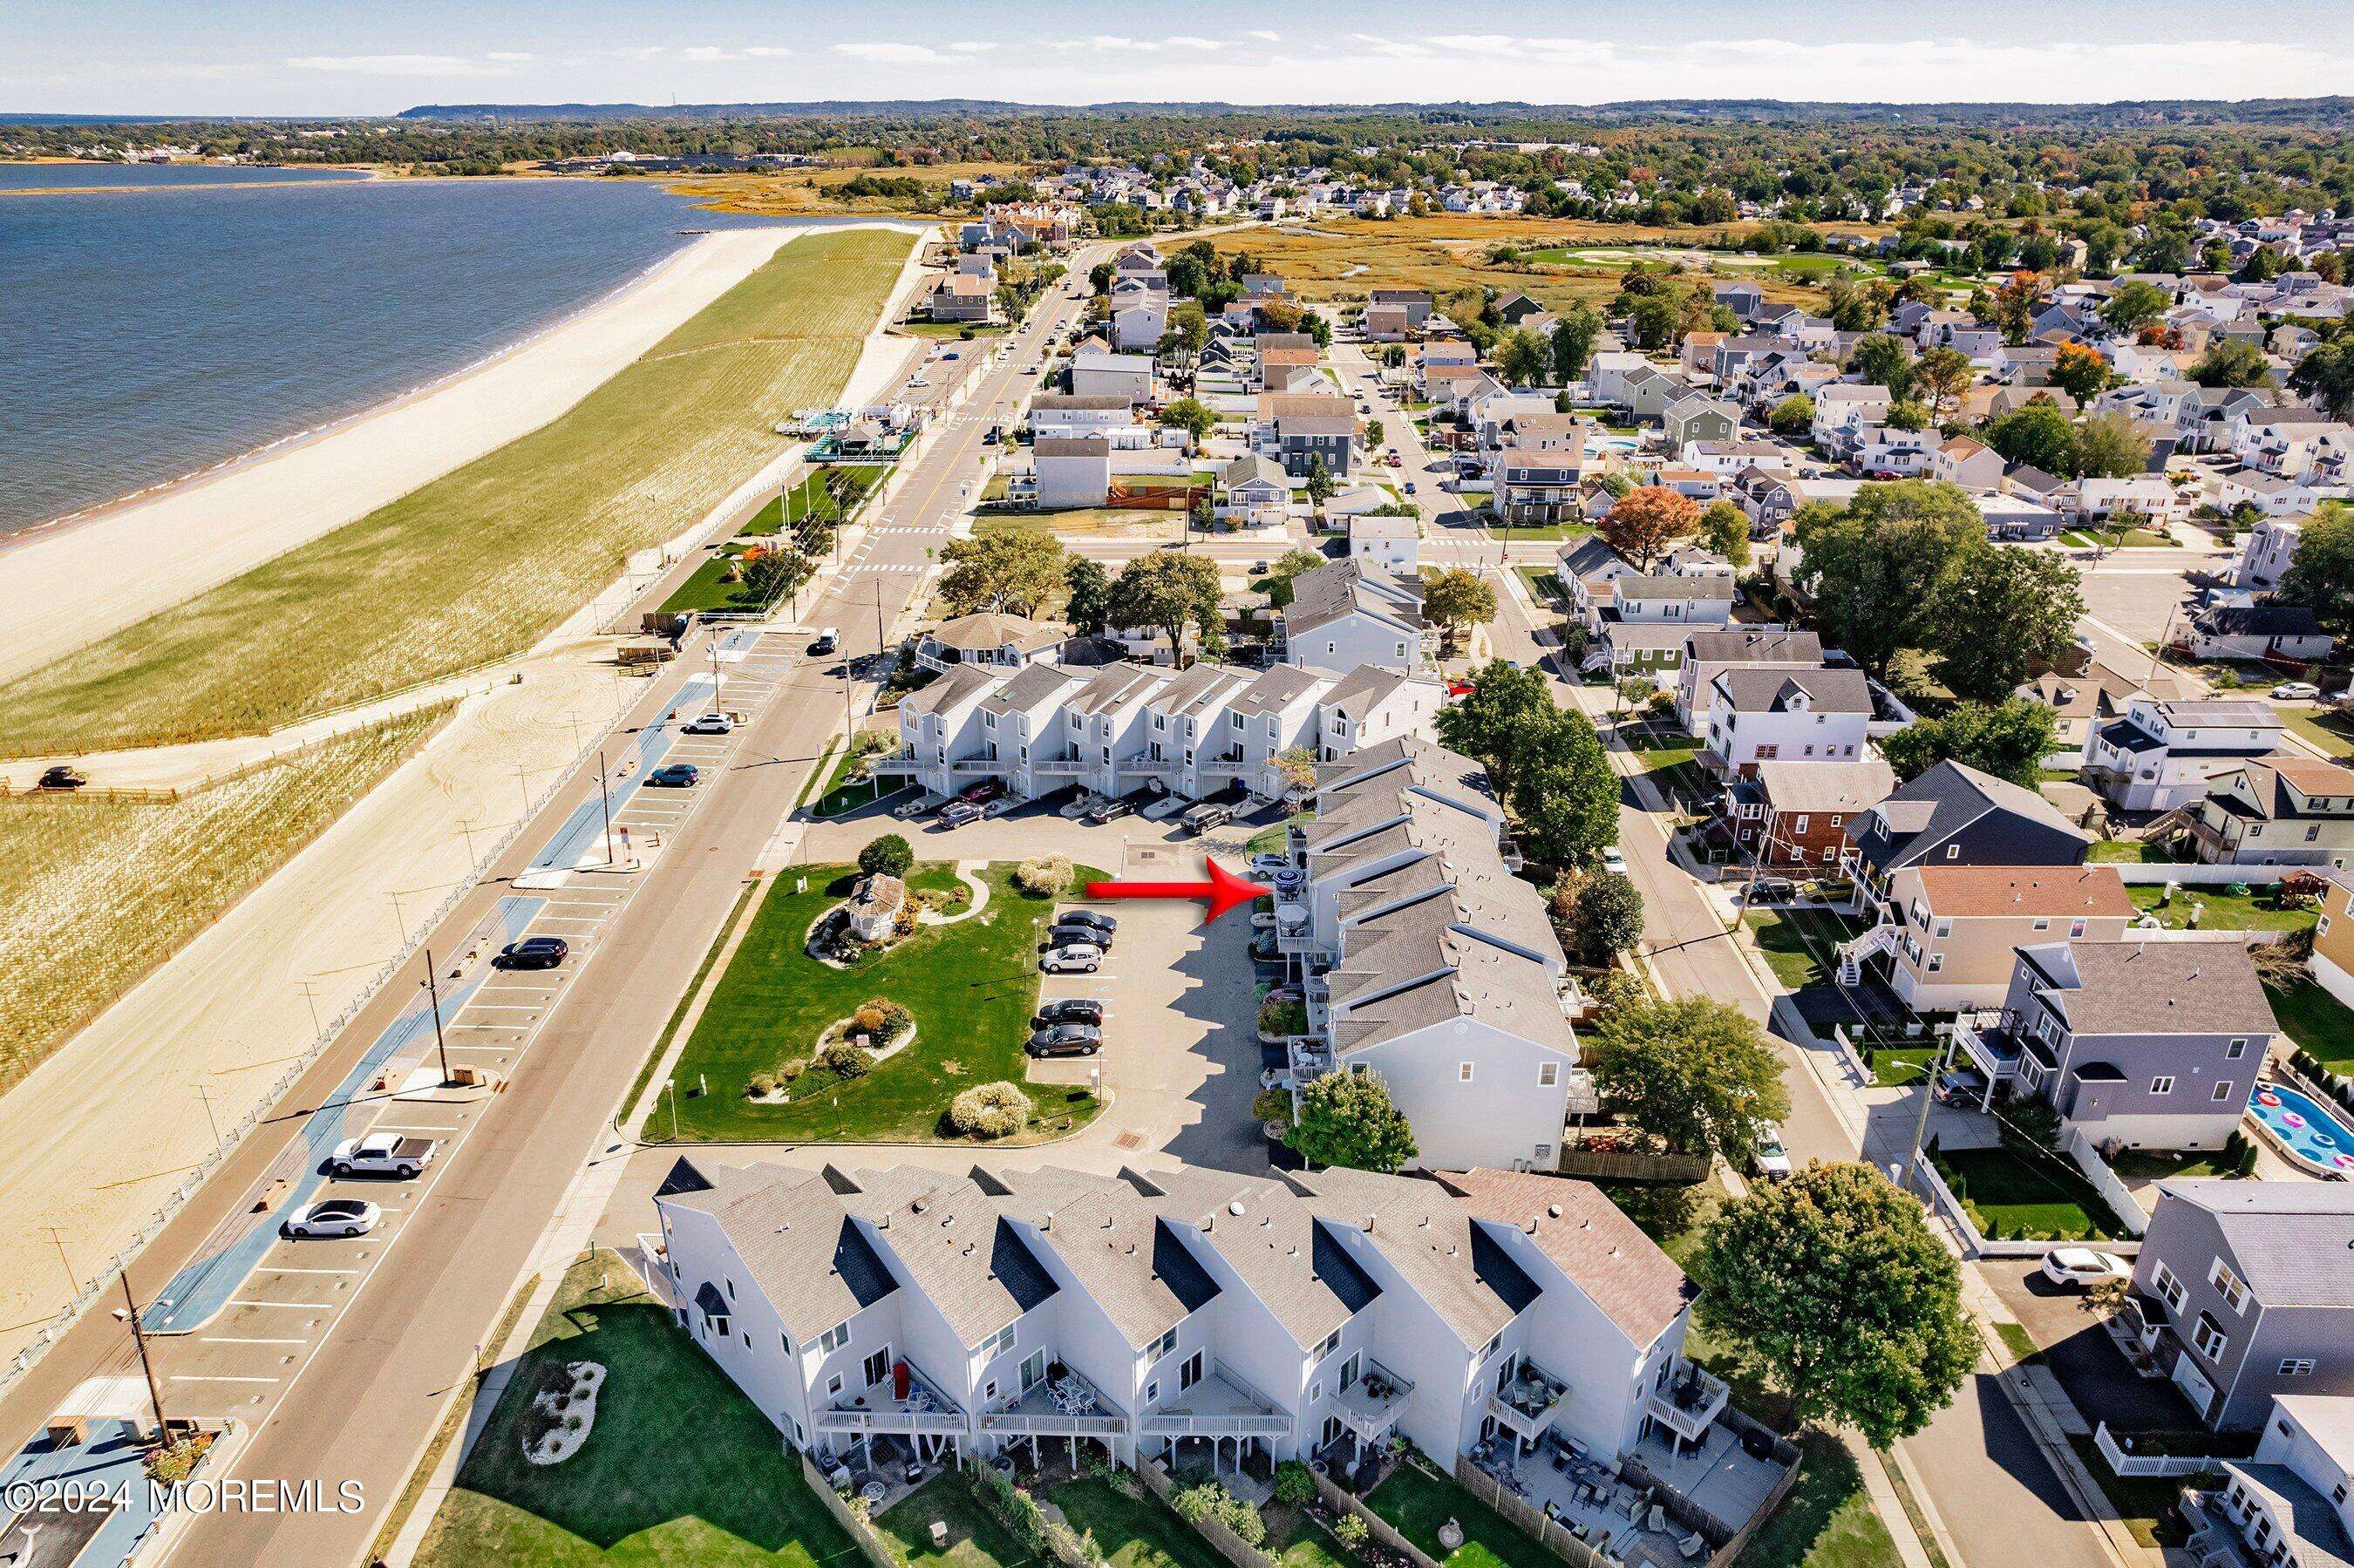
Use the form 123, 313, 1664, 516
497, 935, 570, 970
647, 763, 700, 788
1056, 909, 1118, 938
1026, 1023, 1103, 1058
1050, 922, 1112, 952
1037, 998, 1105, 1028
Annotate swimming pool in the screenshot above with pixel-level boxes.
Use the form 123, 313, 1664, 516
2249, 1082, 2354, 1178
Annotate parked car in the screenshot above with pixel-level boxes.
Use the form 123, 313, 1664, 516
1743, 878, 1796, 906
497, 935, 569, 970
2041, 1248, 2132, 1290
1056, 910, 1118, 939
329, 1133, 435, 1180
1037, 998, 1106, 1028
647, 763, 700, 788
1180, 802, 1234, 834
1039, 944, 1103, 974
959, 778, 1005, 804
36, 765, 85, 791
1026, 1023, 1103, 1058
1403, 481, 1418, 495
1051, 922, 1112, 952
939, 800, 983, 827
1249, 852, 1290, 876
283, 1198, 382, 1239
1601, 846, 1628, 876
2273, 682, 2322, 701
1085, 798, 1135, 825
682, 712, 736, 736
1749, 1126, 1792, 1181
807, 628, 840, 656
1249, 560, 1269, 574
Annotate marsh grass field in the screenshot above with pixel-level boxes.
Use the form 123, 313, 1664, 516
0, 227, 915, 754
0, 706, 444, 1092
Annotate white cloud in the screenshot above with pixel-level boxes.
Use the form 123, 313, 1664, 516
949, 41, 999, 55
1161, 37, 1230, 51
283, 53, 514, 77
833, 42, 944, 65
483, 51, 536, 64
744, 45, 793, 58
1245, 30, 1282, 44
681, 46, 739, 63
1347, 33, 1427, 59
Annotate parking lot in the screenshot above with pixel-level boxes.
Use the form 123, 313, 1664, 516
137, 627, 805, 1420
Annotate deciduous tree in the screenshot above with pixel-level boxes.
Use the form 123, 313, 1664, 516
1847, 333, 1913, 399
1550, 303, 1602, 384
937, 521, 1067, 616
1691, 1162, 1978, 1449
1981, 398, 2078, 477
1063, 556, 1110, 633
1599, 485, 1698, 570
1767, 394, 1815, 441
2189, 338, 2271, 389
1589, 996, 1789, 1164
1548, 868, 1646, 965
1697, 500, 1752, 567
1106, 551, 1223, 664
1880, 698, 2060, 790
1793, 481, 1988, 679
1419, 567, 1497, 648
1158, 396, 1216, 445
1287, 1069, 1418, 1174
1494, 327, 1550, 387
1929, 548, 2086, 703
2099, 280, 2171, 336
2073, 411, 2147, 480
2283, 503, 2354, 637
2050, 341, 2112, 405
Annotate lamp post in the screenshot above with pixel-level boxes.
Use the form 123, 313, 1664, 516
597, 750, 616, 867
421, 949, 452, 1084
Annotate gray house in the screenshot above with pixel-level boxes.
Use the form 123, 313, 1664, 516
1951, 940, 2276, 1149
1277, 413, 1358, 479
2126, 1181, 2354, 1431
1847, 759, 2092, 909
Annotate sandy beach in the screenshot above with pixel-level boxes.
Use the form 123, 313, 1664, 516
0, 224, 823, 687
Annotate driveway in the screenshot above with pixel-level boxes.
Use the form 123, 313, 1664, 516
1981, 1258, 2205, 1431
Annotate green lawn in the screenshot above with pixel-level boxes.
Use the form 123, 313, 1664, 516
874, 1473, 1039, 1567
1363, 1461, 1545, 1568
1485, 519, 1590, 542
660, 546, 781, 617
2088, 838, 2183, 865
1269, 1510, 1368, 1568
1743, 906, 1855, 991
1870, 1047, 1937, 1088
1931, 1144, 2122, 1241
1512, 567, 1564, 606
0, 228, 916, 752
1621, 726, 1700, 775
661, 862, 1103, 1143
1738, 1432, 1902, 1568
415, 1250, 864, 1567
1248, 814, 1310, 855
740, 465, 888, 538
1048, 1478, 1223, 1568
2061, 528, 2176, 550
2126, 884, 2318, 933
810, 744, 891, 818
2269, 979, 2354, 1074
2279, 707, 2354, 759
2064, 1436, 2213, 1550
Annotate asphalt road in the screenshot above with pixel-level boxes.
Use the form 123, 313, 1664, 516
0, 248, 1110, 1566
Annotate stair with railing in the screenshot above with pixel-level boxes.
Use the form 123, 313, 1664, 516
1835, 920, 1900, 987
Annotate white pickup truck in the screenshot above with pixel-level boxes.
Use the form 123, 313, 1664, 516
328, 1132, 436, 1180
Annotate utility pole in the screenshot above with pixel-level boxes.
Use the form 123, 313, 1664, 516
422, 949, 452, 1083
597, 750, 616, 867
120, 1272, 167, 1439
296, 979, 323, 1036
707, 632, 723, 716
194, 1079, 221, 1156
1900, 1030, 1960, 1197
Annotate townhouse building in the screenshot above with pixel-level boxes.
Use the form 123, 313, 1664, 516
2125, 1183, 2354, 1432
1278, 739, 1583, 1172
1949, 940, 2276, 1148
1834, 864, 2137, 1009
2086, 696, 2287, 813
648, 1155, 1752, 1517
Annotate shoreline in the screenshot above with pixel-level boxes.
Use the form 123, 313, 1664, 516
0, 223, 861, 688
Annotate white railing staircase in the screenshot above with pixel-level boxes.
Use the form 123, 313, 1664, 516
1835, 920, 1900, 987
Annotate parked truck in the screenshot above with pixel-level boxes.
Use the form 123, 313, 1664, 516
328, 1132, 437, 1179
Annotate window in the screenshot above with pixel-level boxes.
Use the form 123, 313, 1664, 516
983, 1378, 998, 1402
2031, 918, 2051, 932
1145, 1379, 1160, 1404
2150, 1076, 2175, 1096
1149, 1328, 1177, 1362
725, 1278, 736, 1302
1946, 844, 1961, 859
2210, 1259, 2250, 1313
2193, 1313, 2229, 1361
1933, 917, 1952, 938
1340, 1352, 1361, 1389
1316, 1331, 1341, 1362
827, 1372, 845, 1398
1310, 1381, 1323, 1402
2213, 1080, 2235, 1103
1793, 815, 1810, 834
815, 1320, 852, 1356
1021, 1349, 1047, 1391
2069, 919, 2087, 939
1829, 815, 1842, 828
2228, 1039, 2248, 1060
1538, 1062, 1559, 1088
1180, 1351, 1204, 1391
2153, 1261, 2188, 1315
1480, 1332, 1503, 1363
1459, 1062, 1474, 1083
2281, 1358, 2317, 1378
864, 1344, 893, 1389
1927, 954, 1944, 973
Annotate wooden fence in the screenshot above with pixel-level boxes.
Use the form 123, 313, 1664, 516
1450, 1456, 1613, 1568
795, 1450, 897, 1568
1136, 1459, 1276, 1568
1310, 1466, 1439, 1568
1553, 1148, 1712, 1184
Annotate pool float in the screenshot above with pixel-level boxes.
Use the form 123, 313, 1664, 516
2319, 1130, 2340, 1149
2257, 1089, 2283, 1107
2283, 1111, 2308, 1130
2335, 1153, 2354, 1172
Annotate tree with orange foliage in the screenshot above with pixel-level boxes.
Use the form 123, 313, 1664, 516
1598, 485, 1699, 571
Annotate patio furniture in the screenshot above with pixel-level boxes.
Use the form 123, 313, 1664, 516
1649, 1504, 1667, 1532
1678, 1529, 1707, 1559
861, 1479, 887, 1506
931, 1522, 949, 1550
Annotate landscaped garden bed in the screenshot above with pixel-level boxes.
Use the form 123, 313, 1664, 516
1929, 1142, 2125, 1242
658, 862, 1105, 1144
1362, 1457, 1548, 1568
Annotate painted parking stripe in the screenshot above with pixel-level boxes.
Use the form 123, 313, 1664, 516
170, 1374, 281, 1384
256, 1266, 357, 1275
227, 1299, 322, 1310
200, 1336, 308, 1346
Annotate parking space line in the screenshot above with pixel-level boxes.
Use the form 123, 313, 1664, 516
200, 1336, 308, 1346
227, 1299, 321, 1310
170, 1374, 282, 1384
257, 1266, 357, 1275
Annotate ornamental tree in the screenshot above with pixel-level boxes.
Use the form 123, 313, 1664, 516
1588, 995, 1789, 1164
1288, 1069, 1418, 1174
1599, 485, 1699, 570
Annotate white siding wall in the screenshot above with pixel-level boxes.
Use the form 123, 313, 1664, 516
1348, 1020, 1575, 1171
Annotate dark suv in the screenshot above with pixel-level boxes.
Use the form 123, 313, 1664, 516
498, 936, 570, 970
1037, 998, 1105, 1028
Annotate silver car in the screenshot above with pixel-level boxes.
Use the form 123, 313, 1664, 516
283, 1198, 382, 1239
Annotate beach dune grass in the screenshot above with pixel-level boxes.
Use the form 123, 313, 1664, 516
662, 861, 1103, 1144
0, 706, 443, 1095
414, 1249, 861, 1566
0, 227, 915, 754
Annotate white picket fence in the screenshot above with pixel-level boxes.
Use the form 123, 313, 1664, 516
2093, 1422, 2228, 1479
2062, 1129, 2151, 1238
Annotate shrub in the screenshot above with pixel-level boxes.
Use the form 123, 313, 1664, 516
748, 1072, 776, 1096
779, 1056, 807, 1082
858, 833, 915, 879
1252, 1089, 1294, 1123
1257, 995, 1309, 1037
1334, 1514, 1370, 1549
1273, 1460, 1316, 1506
950, 1081, 1030, 1138
816, 1041, 874, 1080
1015, 855, 1073, 897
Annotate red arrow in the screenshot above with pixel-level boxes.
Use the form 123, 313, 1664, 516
1085, 857, 1272, 924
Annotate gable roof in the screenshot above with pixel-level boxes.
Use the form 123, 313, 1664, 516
1854, 760, 2089, 872
1289, 1168, 1539, 1347
1711, 667, 1872, 715
2153, 1179, 2354, 1306
1440, 1169, 1693, 1347
1911, 865, 2134, 919
655, 1162, 901, 1341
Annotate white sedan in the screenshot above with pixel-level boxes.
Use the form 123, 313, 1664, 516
2273, 682, 2322, 701
1039, 943, 1103, 974
282, 1198, 382, 1240
2041, 1247, 2132, 1290
1601, 846, 1629, 877
1249, 852, 1290, 876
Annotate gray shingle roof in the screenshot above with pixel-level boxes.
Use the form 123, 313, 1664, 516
1443, 1170, 1694, 1347
1711, 667, 1873, 715
2159, 1181, 2354, 1307
993, 1168, 1221, 1349
1289, 1169, 1537, 1347
1142, 1167, 1380, 1350
656, 1163, 901, 1342
2019, 940, 2277, 1040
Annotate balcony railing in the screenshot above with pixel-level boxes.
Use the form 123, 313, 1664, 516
1645, 1363, 1728, 1445
1031, 750, 1089, 777
1333, 1359, 1414, 1444
1951, 1009, 2024, 1081
818, 1360, 969, 1436
979, 1368, 1128, 1438
1287, 1036, 1335, 1083
1140, 1361, 1291, 1438
1486, 1357, 1571, 1444
949, 756, 1004, 775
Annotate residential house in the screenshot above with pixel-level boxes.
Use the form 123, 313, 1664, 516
1836, 865, 2137, 1010
1931, 435, 2006, 490
1950, 942, 2276, 1149
2231, 515, 2305, 592
1278, 560, 1432, 672
1214, 454, 1291, 528
2312, 873, 2354, 1008
2125, 1182, 2354, 1430
929, 270, 996, 324
1032, 394, 1153, 445
2184, 1393, 2354, 1566
1034, 437, 1113, 510
1346, 512, 1420, 575
2019, 661, 2194, 764
1276, 413, 1357, 480
1720, 757, 1895, 874
2186, 603, 2335, 665
1663, 395, 1739, 457
915, 613, 1066, 673
1070, 350, 1153, 404
1699, 668, 1874, 778
2086, 697, 2288, 813
1811, 384, 1895, 457
1676, 628, 1827, 733
1847, 759, 2094, 913
2173, 756, 2354, 869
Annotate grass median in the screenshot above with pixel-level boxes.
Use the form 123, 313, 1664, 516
0, 227, 915, 754
657, 861, 1104, 1144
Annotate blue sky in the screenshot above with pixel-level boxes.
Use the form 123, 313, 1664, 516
8, 2, 2353, 117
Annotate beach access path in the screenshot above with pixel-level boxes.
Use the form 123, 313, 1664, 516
0, 226, 827, 687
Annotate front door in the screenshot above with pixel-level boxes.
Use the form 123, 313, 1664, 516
2173, 1353, 2219, 1422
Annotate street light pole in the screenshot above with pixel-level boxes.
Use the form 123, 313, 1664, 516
194, 1079, 221, 1155
422, 948, 452, 1083
597, 750, 616, 867
1900, 1029, 1959, 1197
120, 1271, 167, 1440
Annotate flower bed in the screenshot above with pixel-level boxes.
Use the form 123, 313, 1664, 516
522, 1361, 606, 1466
